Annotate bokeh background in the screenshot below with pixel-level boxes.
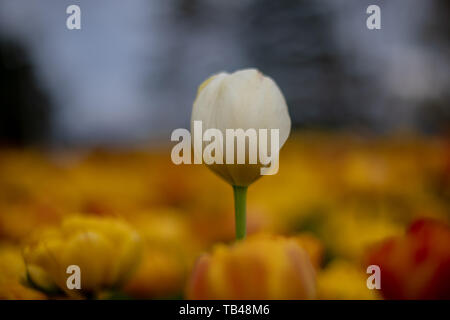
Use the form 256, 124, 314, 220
0, 0, 449, 300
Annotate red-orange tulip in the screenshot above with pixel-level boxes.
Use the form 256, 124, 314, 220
366, 218, 450, 299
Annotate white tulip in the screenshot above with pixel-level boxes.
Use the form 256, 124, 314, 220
191, 68, 291, 187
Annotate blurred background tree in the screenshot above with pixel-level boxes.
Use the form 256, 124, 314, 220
0, 0, 448, 146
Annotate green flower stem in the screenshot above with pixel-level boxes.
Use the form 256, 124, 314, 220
233, 185, 248, 241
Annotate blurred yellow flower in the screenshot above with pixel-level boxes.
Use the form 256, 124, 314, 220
321, 207, 403, 259
125, 248, 187, 299
0, 244, 46, 300
124, 209, 200, 298
186, 234, 316, 299
23, 216, 142, 298
317, 260, 380, 300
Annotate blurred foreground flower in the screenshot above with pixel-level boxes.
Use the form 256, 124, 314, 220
186, 234, 316, 299
366, 218, 450, 299
0, 245, 46, 299
191, 69, 291, 240
23, 216, 142, 298
294, 233, 324, 270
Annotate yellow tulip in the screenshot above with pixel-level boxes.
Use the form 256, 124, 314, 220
0, 245, 46, 300
186, 234, 316, 299
23, 216, 142, 298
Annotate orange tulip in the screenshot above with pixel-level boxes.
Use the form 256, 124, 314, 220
186, 234, 316, 299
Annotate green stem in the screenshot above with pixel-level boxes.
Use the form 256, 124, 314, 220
233, 185, 247, 241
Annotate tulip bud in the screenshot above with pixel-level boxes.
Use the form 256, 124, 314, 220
186, 234, 316, 299
191, 69, 291, 240
191, 68, 291, 187
23, 216, 142, 298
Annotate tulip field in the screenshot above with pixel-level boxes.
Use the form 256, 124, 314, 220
0, 132, 449, 299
